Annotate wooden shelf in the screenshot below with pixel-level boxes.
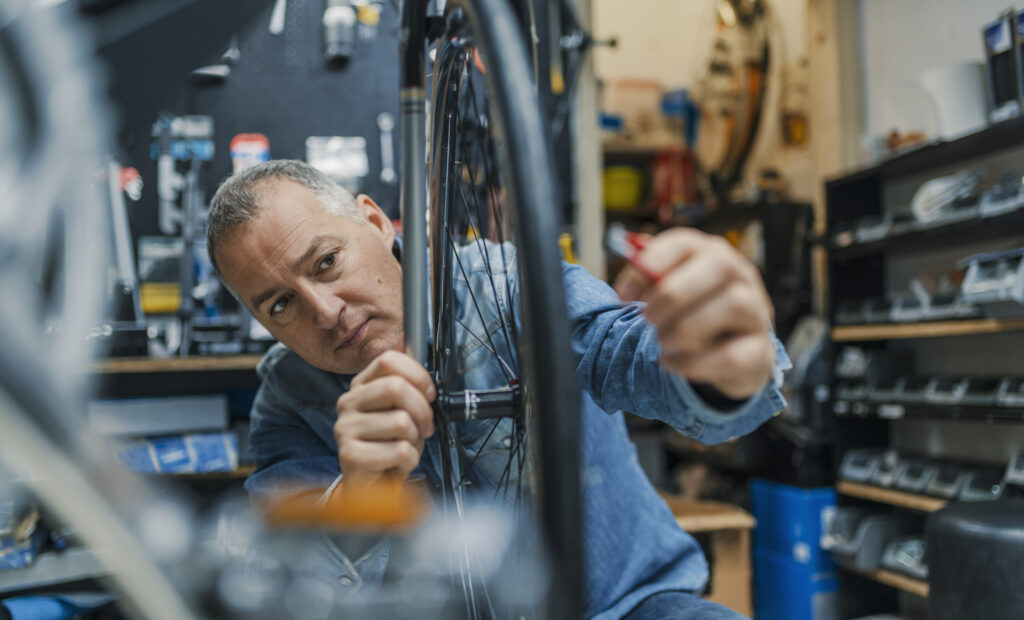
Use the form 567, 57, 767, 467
0, 549, 105, 595
832, 318, 1024, 341
661, 494, 756, 532
836, 480, 947, 512
92, 355, 263, 374
851, 567, 929, 598
602, 141, 685, 155
147, 465, 256, 480
833, 400, 1024, 423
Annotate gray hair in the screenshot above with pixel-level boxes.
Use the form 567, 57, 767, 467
206, 159, 360, 274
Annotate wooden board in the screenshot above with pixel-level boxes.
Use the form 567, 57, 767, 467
92, 355, 264, 374
601, 140, 685, 155
153, 465, 257, 480
832, 318, 1024, 342
861, 568, 929, 598
661, 495, 756, 532
707, 528, 752, 617
836, 480, 947, 512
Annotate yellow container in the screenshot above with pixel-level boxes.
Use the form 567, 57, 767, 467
141, 282, 181, 315
603, 166, 644, 210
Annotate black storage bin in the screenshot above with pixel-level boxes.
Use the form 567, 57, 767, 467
927, 501, 1024, 620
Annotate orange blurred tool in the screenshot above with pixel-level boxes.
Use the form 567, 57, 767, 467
264, 477, 429, 533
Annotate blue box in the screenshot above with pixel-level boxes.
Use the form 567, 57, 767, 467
0, 529, 44, 571
750, 478, 836, 569
754, 546, 839, 620
117, 432, 238, 474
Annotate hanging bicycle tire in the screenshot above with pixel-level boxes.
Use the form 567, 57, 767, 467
400, 0, 583, 618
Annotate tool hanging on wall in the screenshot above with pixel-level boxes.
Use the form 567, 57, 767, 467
150, 115, 214, 356
693, 0, 771, 206
189, 36, 241, 85
106, 160, 143, 325
377, 112, 396, 184
324, 0, 357, 64
269, 0, 287, 35
356, 1, 382, 43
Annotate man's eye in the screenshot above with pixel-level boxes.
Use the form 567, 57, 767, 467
270, 296, 289, 316
317, 252, 337, 273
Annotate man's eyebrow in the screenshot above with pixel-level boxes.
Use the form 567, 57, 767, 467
290, 234, 343, 272
250, 287, 280, 314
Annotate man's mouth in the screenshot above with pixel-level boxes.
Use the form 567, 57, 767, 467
336, 318, 371, 350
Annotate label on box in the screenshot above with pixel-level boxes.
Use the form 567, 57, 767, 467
986, 19, 1013, 54
878, 404, 905, 419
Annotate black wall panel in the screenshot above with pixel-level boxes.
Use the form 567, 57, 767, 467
116, 0, 402, 240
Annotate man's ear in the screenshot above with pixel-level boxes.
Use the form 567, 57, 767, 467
356, 194, 396, 247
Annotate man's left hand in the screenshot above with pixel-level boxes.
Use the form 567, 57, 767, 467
613, 228, 776, 401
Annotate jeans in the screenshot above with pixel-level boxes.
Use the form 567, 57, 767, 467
623, 590, 748, 620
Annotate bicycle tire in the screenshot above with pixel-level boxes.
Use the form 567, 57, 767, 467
400, 0, 583, 617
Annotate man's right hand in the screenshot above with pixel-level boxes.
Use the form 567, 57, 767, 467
334, 351, 436, 487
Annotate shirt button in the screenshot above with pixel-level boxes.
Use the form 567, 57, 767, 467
339, 576, 353, 586
502, 437, 512, 448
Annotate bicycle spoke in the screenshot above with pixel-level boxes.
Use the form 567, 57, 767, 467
450, 152, 518, 375
516, 420, 529, 510
453, 315, 516, 382
465, 73, 521, 351
445, 229, 516, 383
492, 423, 526, 503
456, 72, 518, 332
454, 417, 502, 488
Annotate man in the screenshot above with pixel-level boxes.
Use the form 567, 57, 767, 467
208, 159, 789, 619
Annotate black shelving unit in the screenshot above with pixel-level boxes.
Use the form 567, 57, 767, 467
825, 119, 1024, 618
831, 208, 1024, 260
92, 356, 261, 398
833, 401, 1024, 423
826, 116, 1024, 194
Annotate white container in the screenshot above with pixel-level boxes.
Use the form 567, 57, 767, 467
920, 62, 989, 140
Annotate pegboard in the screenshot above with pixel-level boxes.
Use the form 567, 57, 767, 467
117, 0, 402, 239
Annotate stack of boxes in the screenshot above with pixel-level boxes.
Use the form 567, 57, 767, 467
750, 479, 839, 620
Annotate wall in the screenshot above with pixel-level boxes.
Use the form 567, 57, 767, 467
592, 0, 807, 90
858, 0, 1010, 141
591, 0, 716, 89
591, 0, 814, 200
118, 0, 401, 239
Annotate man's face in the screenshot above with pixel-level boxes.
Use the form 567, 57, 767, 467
216, 178, 403, 375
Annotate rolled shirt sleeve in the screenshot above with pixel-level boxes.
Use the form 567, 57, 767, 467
561, 261, 790, 444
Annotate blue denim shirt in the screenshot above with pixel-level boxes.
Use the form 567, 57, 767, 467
244, 241, 789, 619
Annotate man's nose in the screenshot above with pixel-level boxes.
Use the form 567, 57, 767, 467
308, 287, 344, 331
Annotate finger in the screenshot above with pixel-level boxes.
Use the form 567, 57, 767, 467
339, 438, 422, 476
657, 283, 768, 358
645, 243, 760, 329
630, 228, 706, 278
338, 376, 435, 437
386, 438, 425, 478
337, 410, 422, 443
613, 263, 651, 302
644, 251, 732, 329
663, 333, 776, 400
351, 350, 436, 402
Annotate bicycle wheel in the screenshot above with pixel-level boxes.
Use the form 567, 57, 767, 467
0, 3, 201, 620
400, 0, 583, 618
